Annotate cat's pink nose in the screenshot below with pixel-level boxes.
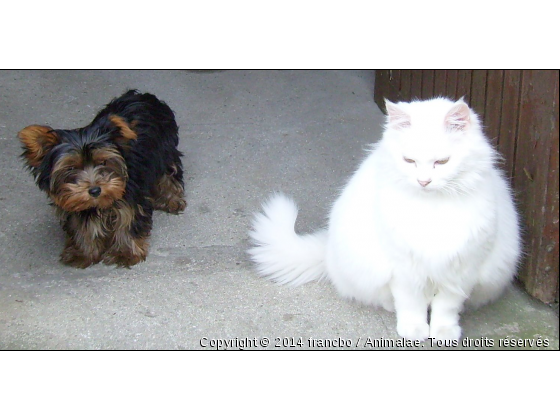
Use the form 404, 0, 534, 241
418, 179, 431, 187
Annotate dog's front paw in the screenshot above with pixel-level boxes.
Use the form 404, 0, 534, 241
61, 245, 98, 268
103, 237, 148, 268
103, 251, 146, 268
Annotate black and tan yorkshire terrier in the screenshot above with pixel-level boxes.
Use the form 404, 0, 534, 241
19, 90, 186, 268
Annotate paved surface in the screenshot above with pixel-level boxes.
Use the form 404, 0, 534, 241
0, 70, 557, 350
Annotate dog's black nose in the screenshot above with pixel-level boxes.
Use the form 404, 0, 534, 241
88, 186, 101, 197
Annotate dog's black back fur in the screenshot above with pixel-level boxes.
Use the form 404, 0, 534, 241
94, 89, 183, 193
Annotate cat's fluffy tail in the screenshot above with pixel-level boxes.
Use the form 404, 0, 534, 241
248, 193, 328, 286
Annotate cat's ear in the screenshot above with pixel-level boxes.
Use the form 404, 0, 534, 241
445, 100, 471, 131
385, 99, 411, 130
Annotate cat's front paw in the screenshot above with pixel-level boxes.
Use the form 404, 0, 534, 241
429, 324, 462, 340
397, 321, 429, 341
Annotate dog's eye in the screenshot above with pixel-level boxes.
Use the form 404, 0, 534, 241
403, 157, 415, 164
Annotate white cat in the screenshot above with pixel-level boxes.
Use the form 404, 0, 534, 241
249, 97, 521, 341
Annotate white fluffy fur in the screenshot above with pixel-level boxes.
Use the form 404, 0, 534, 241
249, 97, 521, 341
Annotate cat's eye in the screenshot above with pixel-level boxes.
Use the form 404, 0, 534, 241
435, 158, 450, 165
403, 157, 415, 164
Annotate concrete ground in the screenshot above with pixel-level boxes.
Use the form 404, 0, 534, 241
0, 70, 557, 350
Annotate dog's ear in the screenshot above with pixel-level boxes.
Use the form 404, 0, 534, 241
109, 115, 137, 148
18, 125, 59, 168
